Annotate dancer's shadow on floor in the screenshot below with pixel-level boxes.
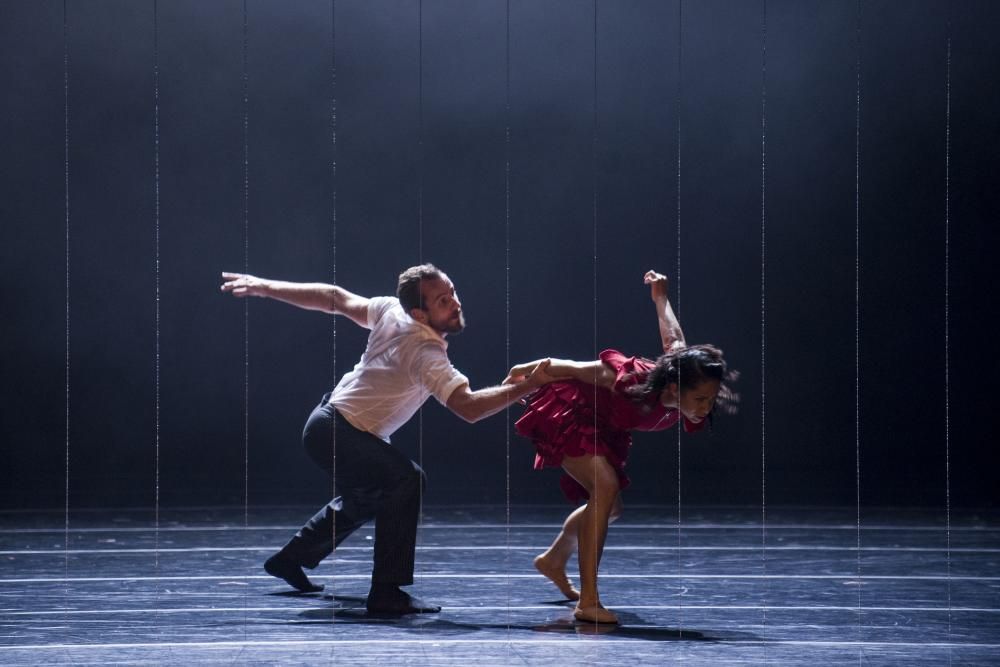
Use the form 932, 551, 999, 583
530, 615, 739, 642
292, 595, 483, 634
288, 595, 758, 643
530, 600, 759, 642
267, 590, 327, 599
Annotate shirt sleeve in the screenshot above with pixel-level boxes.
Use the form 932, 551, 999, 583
366, 296, 398, 329
410, 342, 470, 405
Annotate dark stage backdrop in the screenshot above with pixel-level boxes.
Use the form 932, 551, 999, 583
1, 0, 997, 510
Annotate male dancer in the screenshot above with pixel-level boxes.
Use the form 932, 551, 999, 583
221, 264, 552, 614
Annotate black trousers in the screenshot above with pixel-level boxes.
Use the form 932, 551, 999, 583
277, 393, 426, 586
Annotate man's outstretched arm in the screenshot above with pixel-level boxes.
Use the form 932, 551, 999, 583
220, 272, 370, 327
446, 360, 554, 424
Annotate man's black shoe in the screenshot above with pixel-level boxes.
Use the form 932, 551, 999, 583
264, 553, 324, 593
366, 584, 441, 615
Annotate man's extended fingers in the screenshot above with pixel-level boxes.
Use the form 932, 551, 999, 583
220, 273, 250, 295
221, 271, 246, 281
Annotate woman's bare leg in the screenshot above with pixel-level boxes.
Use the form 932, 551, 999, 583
535, 494, 624, 601
534, 504, 586, 600
560, 453, 621, 623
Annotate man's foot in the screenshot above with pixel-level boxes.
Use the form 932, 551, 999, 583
573, 603, 619, 625
533, 554, 580, 601
264, 553, 324, 593
366, 584, 441, 615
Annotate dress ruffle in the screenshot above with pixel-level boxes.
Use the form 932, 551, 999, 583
515, 381, 631, 504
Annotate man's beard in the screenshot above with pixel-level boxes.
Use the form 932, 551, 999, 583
440, 312, 465, 335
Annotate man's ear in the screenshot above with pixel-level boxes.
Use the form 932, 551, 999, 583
409, 308, 428, 324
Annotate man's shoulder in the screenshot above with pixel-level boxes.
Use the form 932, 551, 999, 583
369, 301, 446, 350
368, 296, 402, 326
369, 295, 401, 312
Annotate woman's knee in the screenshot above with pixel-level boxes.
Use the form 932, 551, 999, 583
563, 455, 619, 503
582, 467, 620, 508
608, 497, 624, 523
590, 475, 620, 507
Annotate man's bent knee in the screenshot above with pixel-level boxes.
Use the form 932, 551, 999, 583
383, 457, 425, 490
406, 461, 427, 493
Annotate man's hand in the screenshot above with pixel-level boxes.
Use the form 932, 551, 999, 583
221, 272, 267, 298
219, 273, 368, 322
644, 270, 669, 302
503, 361, 536, 385
448, 359, 555, 423
525, 358, 555, 387
504, 358, 554, 386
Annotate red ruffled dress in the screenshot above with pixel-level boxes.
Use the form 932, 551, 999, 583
515, 349, 706, 504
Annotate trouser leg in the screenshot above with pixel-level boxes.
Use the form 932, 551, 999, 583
371, 458, 425, 585
276, 396, 368, 567
282, 496, 370, 569
277, 395, 425, 586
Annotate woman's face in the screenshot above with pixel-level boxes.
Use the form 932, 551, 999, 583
663, 379, 721, 424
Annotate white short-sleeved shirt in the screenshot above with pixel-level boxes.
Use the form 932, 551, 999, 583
329, 296, 469, 442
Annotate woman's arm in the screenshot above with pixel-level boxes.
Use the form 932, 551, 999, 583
644, 270, 686, 354
447, 360, 556, 423
504, 358, 615, 389
502, 271, 685, 391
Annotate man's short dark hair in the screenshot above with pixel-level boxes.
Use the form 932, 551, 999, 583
397, 263, 443, 312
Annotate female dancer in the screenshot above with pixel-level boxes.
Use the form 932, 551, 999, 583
505, 270, 736, 624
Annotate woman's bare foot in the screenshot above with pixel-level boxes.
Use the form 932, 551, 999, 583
573, 603, 619, 624
533, 554, 580, 601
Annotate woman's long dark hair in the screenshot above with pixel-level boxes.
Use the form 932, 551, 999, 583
624, 344, 739, 415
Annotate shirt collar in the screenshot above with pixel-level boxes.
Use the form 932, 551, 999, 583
407, 313, 448, 348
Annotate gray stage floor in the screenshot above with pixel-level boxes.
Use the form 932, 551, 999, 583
1, 505, 997, 665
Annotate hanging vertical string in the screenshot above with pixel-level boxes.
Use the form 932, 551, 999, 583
416, 0, 425, 541
241, 0, 250, 530
759, 0, 768, 642
418, 0, 424, 266
591, 5, 598, 326
591, 4, 599, 630
329, 0, 338, 628
503, 0, 512, 633
63, 0, 71, 576
944, 13, 953, 650
241, 0, 251, 637
153, 0, 162, 571
674, 0, 685, 643
854, 0, 863, 655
